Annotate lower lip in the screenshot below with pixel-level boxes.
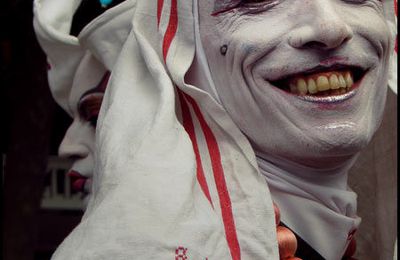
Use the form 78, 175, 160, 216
68, 170, 88, 192
297, 88, 357, 103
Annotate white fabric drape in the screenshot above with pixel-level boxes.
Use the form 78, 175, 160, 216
34, 0, 279, 259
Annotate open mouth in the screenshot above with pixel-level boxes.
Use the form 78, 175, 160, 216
271, 66, 366, 97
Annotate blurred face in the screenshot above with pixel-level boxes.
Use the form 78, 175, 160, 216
199, 0, 391, 168
58, 70, 109, 194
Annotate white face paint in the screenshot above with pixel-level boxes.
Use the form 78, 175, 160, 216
198, 0, 391, 168
58, 65, 109, 194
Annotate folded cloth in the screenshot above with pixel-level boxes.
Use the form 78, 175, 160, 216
34, 0, 135, 207
34, 0, 279, 259
384, 0, 398, 94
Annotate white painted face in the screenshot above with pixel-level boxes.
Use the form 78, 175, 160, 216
198, 0, 391, 168
58, 59, 109, 194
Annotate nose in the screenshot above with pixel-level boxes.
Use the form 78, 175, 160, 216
58, 121, 91, 159
288, 1, 353, 51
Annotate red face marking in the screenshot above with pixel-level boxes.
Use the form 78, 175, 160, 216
77, 71, 110, 127
78, 93, 104, 127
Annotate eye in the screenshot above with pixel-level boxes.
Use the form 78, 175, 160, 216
212, 0, 241, 15
341, 0, 384, 10
78, 93, 104, 128
242, 0, 270, 4
343, 0, 367, 3
212, 0, 279, 15
238, 0, 281, 14
342, 0, 382, 4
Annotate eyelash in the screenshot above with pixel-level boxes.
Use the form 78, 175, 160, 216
239, 0, 280, 14
341, 0, 383, 10
343, 0, 382, 2
241, 0, 275, 6
78, 95, 103, 128
212, 0, 279, 15
78, 105, 100, 127
88, 116, 99, 127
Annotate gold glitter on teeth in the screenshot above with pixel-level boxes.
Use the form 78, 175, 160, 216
289, 71, 354, 95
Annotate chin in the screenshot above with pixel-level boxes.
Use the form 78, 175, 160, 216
292, 128, 373, 168
256, 120, 377, 168
315, 133, 370, 158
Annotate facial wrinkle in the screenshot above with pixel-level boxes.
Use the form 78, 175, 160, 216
338, 2, 388, 58
362, 21, 390, 56
250, 84, 332, 159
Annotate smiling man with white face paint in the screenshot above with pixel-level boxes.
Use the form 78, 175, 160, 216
33, 0, 396, 259
199, 0, 390, 166
195, 0, 392, 258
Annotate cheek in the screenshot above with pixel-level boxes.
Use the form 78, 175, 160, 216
350, 12, 391, 57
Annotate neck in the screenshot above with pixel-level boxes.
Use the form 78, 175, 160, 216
256, 151, 361, 259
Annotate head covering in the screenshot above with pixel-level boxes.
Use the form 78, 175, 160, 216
33, 0, 134, 208
34, 0, 278, 259
384, 0, 398, 94
33, 0, 397, 259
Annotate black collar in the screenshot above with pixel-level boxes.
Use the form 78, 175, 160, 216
281, 222, 326, 260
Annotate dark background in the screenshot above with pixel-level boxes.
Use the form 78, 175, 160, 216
2, 1, 80, 260
2, 1, 126, 259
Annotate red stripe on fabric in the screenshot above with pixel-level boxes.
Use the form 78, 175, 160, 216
178, 90, 213, 207
157, 0, 164, 28
395, 0, 398, 53
184, 94, 241, 260
98, 71, 111, 92
162, 0, 178, 62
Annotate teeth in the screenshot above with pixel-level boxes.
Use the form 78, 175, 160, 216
345, 72, 353, 89
338, 75, 347, 88
317, 76, 330, 91
287, 70, 355, 96
329, 74, 340, 89
297, 79, 308, 95
307, 79, 317, 94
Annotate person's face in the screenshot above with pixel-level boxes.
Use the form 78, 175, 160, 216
198, 0, 391, 167
58, 62, 109, 193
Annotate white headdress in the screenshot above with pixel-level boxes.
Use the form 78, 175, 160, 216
34, 0, 279, 259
